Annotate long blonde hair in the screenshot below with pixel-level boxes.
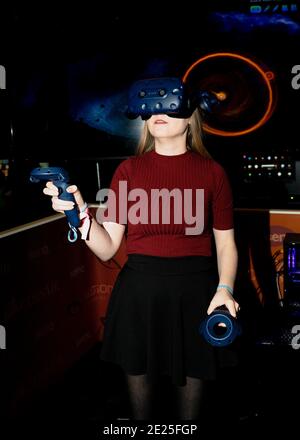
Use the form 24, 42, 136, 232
136, 108, 211, 158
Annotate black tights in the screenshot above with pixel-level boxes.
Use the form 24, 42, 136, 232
126, 374, 205, 420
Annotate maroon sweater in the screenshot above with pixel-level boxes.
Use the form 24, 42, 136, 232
103, 149, 234, 257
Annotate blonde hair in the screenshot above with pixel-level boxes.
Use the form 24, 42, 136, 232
136, 108, 211, 158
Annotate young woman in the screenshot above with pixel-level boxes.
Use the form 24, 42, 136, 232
43, 108, 239, 420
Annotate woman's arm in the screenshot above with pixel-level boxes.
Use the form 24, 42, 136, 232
44, 182, 125, 261
207, 228, 239, 317
82, 219, 125, 262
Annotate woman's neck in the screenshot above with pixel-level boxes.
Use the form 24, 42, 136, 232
154, 139, 187, 156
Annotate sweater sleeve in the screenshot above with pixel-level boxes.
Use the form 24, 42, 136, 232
211, 161, 234, 230
101, 158, 131, 225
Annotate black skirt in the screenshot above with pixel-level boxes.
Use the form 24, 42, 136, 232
100, 254, 237, 385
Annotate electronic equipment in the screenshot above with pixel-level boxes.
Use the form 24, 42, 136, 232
126, 77, 196, 120
126, 77, 219, 120
241, 151, 295, 182
30, 167, 81, 242
199, 307, 242, 347
284, 233, 300, 303
248, 0, 298, 15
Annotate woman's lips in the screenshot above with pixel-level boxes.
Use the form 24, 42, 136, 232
154, 119, 167, 124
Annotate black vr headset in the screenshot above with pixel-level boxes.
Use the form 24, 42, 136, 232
125, 77, 219, 120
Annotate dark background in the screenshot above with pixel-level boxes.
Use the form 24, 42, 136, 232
1, 1, 300, 228
1, 3, 300, 433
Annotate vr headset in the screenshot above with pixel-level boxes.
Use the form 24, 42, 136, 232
126, 77, 196, 120
126, 77, 219, 120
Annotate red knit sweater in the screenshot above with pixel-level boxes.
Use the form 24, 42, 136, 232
103, 149, 234, 257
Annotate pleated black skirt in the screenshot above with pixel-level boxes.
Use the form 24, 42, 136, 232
100, 254, 237, 385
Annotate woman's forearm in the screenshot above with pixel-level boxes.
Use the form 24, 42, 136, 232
207, 231, 239, 315
216, 241, 238, 289
78, 216, 123, 261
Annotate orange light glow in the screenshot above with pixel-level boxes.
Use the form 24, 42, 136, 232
214, 91, 227, 101
183, 52, 276, 137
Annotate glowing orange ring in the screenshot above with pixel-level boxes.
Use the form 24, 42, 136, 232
182, 52, 275, 137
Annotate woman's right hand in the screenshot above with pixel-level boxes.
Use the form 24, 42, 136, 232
43, 182, 86, 214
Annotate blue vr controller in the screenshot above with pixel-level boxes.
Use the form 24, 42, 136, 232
126, 77, 219, 120
199, 307, 242, 347
30, 167, 80, 228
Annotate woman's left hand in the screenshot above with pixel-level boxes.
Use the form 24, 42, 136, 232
207, 288, 240, 318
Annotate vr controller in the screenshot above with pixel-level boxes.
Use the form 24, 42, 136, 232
30, 167, 80, 228
126, 77, 219, 120
199, 306, 242, 347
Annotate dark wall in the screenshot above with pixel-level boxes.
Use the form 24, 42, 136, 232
0, 1, 300, 229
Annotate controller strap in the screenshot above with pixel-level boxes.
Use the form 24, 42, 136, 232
79, 208, 92, 240
67, 205, 92, 243
68, 224, 78, 242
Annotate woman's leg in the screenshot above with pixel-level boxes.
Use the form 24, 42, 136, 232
175, 376, 205, 420
126, 374, 153, 420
